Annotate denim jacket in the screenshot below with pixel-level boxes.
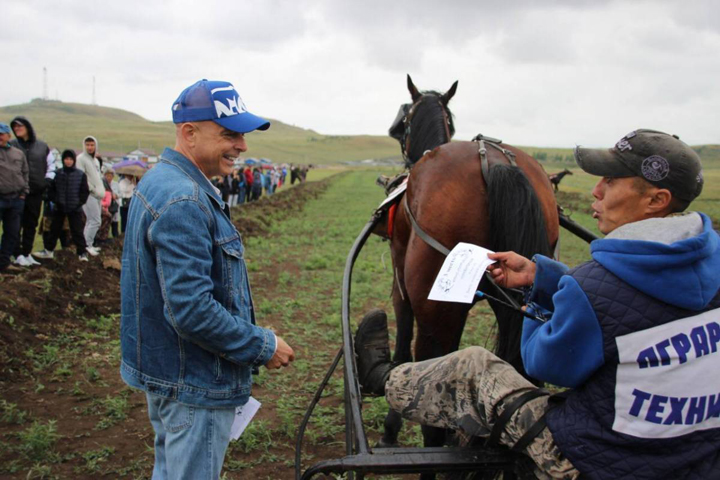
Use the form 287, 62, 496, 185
120, 148, 276, 407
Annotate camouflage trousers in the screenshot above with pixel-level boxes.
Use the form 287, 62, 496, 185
385, 346, 579, 480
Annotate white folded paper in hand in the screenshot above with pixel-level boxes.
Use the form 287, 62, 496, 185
230, 396, 261, 441
428, 242, 496, 304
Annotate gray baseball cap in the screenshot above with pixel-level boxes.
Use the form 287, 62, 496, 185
574, 129, 704, 202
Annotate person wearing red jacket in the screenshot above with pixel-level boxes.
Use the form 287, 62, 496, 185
244, 166, 253, 203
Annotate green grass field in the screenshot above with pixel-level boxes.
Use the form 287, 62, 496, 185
1, 166, 719, 478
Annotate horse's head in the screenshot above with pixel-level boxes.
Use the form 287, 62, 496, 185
389, 75, 458, 167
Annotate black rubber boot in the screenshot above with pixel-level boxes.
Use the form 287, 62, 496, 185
354, 309, 394, 396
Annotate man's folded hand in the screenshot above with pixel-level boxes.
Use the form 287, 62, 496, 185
265, 335, 295, 369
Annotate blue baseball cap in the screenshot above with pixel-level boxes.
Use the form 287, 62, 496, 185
171, 79, 270, 133
0, 123, 11, 134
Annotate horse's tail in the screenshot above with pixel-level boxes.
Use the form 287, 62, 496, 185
485, 163, 551, 379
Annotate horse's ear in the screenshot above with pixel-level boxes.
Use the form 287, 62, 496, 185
441, 80, 458, 105
407, 74, 421, 102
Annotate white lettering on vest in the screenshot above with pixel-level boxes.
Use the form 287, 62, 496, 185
636, 321, 720, 368
614, 308, 720, 439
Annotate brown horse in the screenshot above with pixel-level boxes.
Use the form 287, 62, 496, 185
377, 76, 559, 467
549, 168, 573, 192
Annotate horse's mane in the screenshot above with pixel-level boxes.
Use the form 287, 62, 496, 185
407, 91, 455, 165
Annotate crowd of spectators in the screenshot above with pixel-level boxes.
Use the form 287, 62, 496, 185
0, 118, 139, 271
211, 164, 292, 205
0, 117, 310, 274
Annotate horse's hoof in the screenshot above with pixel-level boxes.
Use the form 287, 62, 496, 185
374, 438, 399, 448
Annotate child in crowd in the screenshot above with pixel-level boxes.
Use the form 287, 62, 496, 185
97, 173, 112, 243
34, 150, 90, 261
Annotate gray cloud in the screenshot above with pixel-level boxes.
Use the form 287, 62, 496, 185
669, 0, 720, 34
1, 0, 718, 147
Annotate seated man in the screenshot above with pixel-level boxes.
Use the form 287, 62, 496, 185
355, 129, 719, 480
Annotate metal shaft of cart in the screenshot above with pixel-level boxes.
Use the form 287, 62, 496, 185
296, 209, 598, 479
295, 213, 543, 479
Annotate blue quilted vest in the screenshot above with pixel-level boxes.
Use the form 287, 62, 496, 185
545, 260, 720, 479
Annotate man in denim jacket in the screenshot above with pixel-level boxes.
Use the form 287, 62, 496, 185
120, 80, 294, 480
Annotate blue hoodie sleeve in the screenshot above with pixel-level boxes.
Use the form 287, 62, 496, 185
522, 275, 605, 388
528, 255, 569, 311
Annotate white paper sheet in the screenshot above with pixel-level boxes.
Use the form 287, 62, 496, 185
229, 396, 261, 441
428, 242, 496, 304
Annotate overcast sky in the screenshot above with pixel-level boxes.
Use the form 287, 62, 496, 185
3, 0, 719, 147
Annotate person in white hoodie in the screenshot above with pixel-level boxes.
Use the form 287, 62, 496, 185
75, 136, 105, 255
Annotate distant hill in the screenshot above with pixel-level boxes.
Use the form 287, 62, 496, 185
521, 144, 720, 169
3, 99, 718, 167
692, 144, 720, 166
0, 99, 401, 165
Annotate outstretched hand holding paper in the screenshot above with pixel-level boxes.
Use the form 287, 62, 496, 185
428, 242, 496, 304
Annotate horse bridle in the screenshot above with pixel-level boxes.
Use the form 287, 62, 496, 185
391, 94, 452, 165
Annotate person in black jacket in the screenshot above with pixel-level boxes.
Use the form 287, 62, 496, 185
34, 150, 90, 261
9, 117, 51, 266
218, 174, 231, 204
251, 168, 263, 201
233, 170, 246, 206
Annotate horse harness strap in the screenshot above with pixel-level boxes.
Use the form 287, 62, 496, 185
402, 195, 450, 256
474, 134, 517, 185
486, 388, 550, 450
402, 134, 517, 258
401, 138, 527, 309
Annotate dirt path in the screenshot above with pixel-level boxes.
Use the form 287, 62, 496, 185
1, 169, 501, 479
0, 176, 361, 479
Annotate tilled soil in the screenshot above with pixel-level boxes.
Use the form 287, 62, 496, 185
0, 178, 337, 479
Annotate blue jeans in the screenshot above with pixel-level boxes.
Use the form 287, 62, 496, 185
0, 197, 24, 270
146, 393, 236, 480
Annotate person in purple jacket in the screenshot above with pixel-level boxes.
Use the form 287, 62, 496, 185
355, 130, 719, 480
